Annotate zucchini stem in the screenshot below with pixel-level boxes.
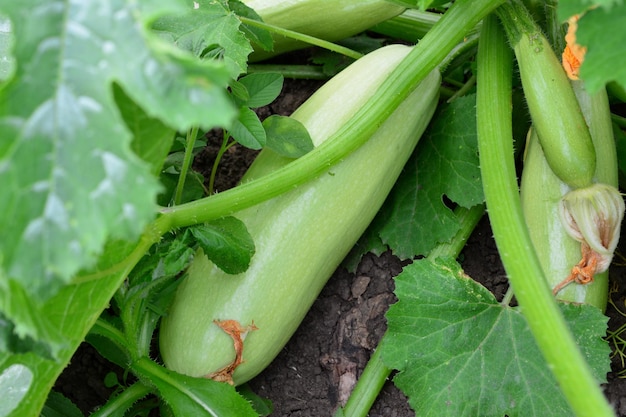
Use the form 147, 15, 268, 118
90, 382, 152, 417
338, 204, 485, 417
239, 16, 363, 60
174, 126, 200, 206
207, 131, 235, 195
247, 64, 330, 79
476, 14, 614, 417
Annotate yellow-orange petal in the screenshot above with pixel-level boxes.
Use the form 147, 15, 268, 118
563, 15, 587, 80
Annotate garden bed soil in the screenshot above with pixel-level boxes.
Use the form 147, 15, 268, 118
55, 75, 626, 416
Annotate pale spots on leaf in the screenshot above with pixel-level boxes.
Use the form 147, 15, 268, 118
67, 21, 92, 40
68, 240, 82, 257
77, 96, 103, 114
23, 218, 45, 240
0, 17, 11, 32
113, 9, 129, 22
43, 193, 69, 231
24, 100, 55, 138
101, 41, 116, 55
142, 58, 159, 79
0, 160, 10, 174
122, 203, 137, 221
1, 0, 235, 303
98, 150, 127, 182
52, 166, 66, 179
31, 180, 49, 192
36, 37, 60, 56
90, 178, 115, 199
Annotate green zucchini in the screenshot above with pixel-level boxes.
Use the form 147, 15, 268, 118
520, 128, 605, 306
497, 1, 596, 189
520, 83, 620, 308
243, 0, 405, 61
159, 44, 441, 384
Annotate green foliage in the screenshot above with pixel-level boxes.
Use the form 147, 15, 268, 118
0, 0, 621, 415
190, 217, 256, 275
152, 0, 255, 78
131, 357, 257, 417
40, 392, 84, 417
236, 72, 284, 108
556, 1, 626, 93
262, 115, 314, 158
556, 0, 623, 21
576, 4, 626, 93
376, 94, 483, 258
231, 106, 267, 149
381, 257, 611, 417
0, 0, 236, 307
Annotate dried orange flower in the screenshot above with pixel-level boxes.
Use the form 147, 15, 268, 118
206, 319, 258, 384
562, 15, 587, 80
553, 183, 625, 295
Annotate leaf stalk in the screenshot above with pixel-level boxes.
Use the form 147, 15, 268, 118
476, 13, 614, 417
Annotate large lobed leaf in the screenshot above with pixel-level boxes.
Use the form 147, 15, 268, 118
381, 257, 611, 417
376, 94, 483, 258
0, 0, 236, 304
152, 0, 256, 78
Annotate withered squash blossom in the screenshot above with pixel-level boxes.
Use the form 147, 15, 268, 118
562, 15, 586, 80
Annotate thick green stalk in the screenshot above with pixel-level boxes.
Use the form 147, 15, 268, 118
174, 126, 199, 205
90, 382, 152, 417
247, 64, 330, 79
370, 9, 441, 40
476, 13, 614, 417
338, 204, 485, 417
90, 318, 129, 360
159, 0, 504, 231
239, 17, 363, 60
333, 346, 388, 417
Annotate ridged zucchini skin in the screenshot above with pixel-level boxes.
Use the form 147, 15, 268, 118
243, 0, 405, 61
159, 45, 440, 384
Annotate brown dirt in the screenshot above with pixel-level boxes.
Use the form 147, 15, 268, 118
55, 74, 626, 417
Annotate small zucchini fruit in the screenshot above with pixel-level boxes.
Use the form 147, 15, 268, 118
243, 0, 405, 61
159, 45, 441, 384
520, 82, 620, 309
497, 1, 596, 189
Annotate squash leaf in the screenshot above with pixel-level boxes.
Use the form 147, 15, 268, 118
131, 358, 257, 417
381, 257, 611, 417
376, 94, 483, 258
151, 0, 255, 78
0, 0, 237, 307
